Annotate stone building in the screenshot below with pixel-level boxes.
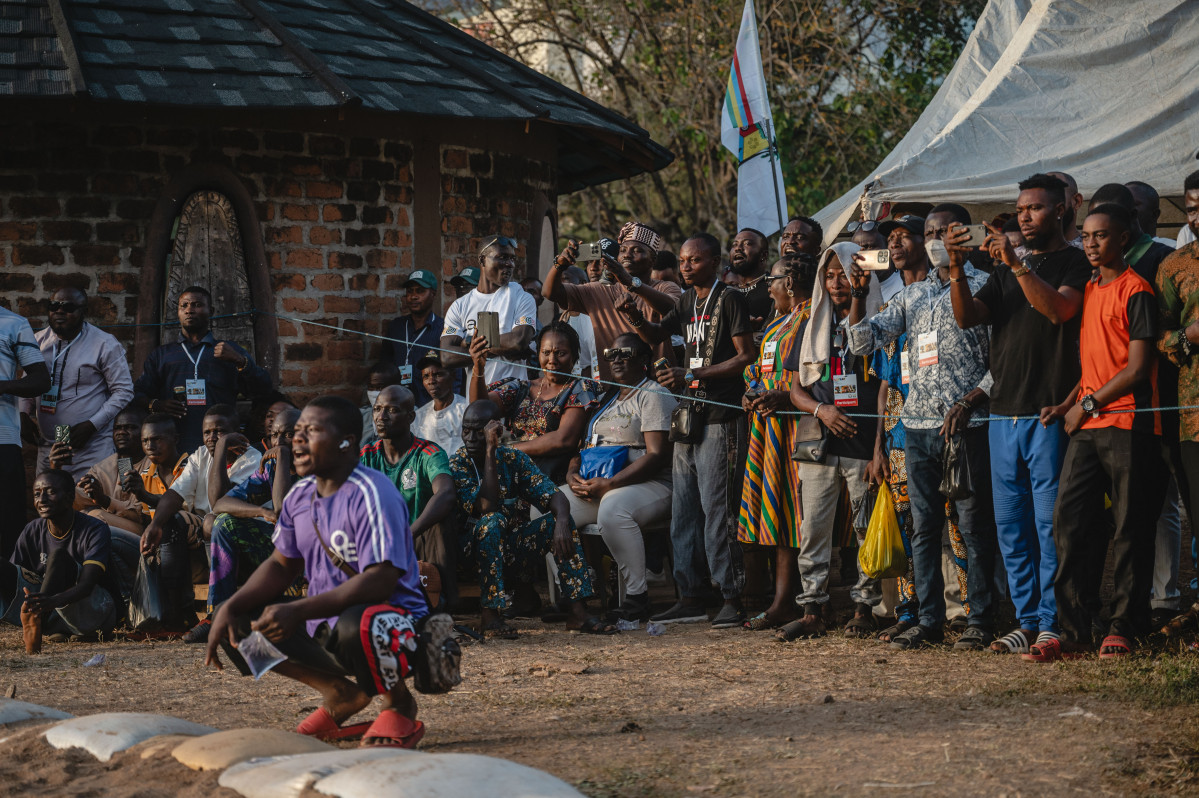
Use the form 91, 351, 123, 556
0, 0, 671, 399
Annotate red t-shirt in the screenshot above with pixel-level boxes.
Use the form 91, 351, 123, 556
1077, 268, 1159, 433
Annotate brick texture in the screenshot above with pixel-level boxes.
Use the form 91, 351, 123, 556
0, 119, 556, 403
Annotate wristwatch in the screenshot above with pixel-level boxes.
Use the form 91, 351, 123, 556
629, 276, 643, 290
685, 370, 696, 384
1080, 394, 1098, 414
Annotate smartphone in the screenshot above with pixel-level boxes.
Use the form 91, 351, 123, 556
962, 223, 989, 247
575, 241, 606, 263
475, 311, 500, 349
117, 457, 133, 478
857, 249, 891, 270
55, 424, 71, 445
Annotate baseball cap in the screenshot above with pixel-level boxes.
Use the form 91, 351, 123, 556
599, 237, 619, 260
403, 270, 437, 289
878, 215, 925, 238
450, 266, 480, 286
416, 351, 443, 372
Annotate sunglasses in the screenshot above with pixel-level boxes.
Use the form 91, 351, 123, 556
48, 301, 83, 313
846, 220, 878, 233
763, 274, 789, 282
480, 236, 517, 254
602, 346, 638, 362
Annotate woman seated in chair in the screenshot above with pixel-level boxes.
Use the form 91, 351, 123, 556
561, 334, 676, 622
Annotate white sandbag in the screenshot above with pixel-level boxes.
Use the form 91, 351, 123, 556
43, 712, 216, 762
219, 749, 416, 798
173, 728, 332, 771
0, 699, 72, 725
313, 753, 584, 798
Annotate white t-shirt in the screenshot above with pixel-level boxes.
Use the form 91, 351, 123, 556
1178, 226, 1196, 248
0, 308, 44, 447
443, 283, 536, 383
565, 313, 598, 377
413, 394, 469, 457
169, 443, 263, 515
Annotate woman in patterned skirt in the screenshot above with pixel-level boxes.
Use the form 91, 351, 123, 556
738, 254, 817, 630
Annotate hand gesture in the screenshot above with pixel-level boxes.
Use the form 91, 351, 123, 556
468, 334, 490, 373
48, 440, 73, 469
944, 222, 971, 276
213, 342, 247, 368
220, 431, 251, 459
816, 403, 857, 439
555, 240, 579, 270
119, 468, 145, 498
939, 403, 970, 438
251, 602, 300, 643
78, 474, 108, 507
1063, 403, 1086, 436
484, 419, 504, 451
655, 364, 685, 392
848, 255, 871, 293
615, 293, 644, 325
156, 398, 188, 419
604, 255, 633, 287
984, 222, 1020, 271
752, 389, 792, 417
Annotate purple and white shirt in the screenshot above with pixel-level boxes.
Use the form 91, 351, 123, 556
273, 465, 428, 635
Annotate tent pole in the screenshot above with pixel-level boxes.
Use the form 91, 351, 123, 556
763, 117, 785, 234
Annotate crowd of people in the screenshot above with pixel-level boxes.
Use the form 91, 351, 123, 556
1, 166, 1198, 744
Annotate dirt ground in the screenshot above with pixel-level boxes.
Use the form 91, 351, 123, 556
2, 607, 1199, 797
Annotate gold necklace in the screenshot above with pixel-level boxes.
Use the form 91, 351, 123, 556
535, 377, 567, 402
48, 517, 75, 540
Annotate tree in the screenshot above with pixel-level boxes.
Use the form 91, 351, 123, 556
424, 0, 985, 247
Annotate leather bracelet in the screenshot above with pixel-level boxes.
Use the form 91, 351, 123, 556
629, 316, 645, 329
553, 257, 570, 271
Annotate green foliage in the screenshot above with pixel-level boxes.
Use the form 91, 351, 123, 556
421, 0, 985, 246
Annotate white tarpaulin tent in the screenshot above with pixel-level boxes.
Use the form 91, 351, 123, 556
814, 0, 1199, 245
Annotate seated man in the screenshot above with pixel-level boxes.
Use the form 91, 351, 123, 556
206, 396, 445, 749
2, 470, 120, 651
447, 399, 613, 637
361, 362, 405, 448
143, 404, 262, 565
184, 407, 303, 643
412, 352, 468, 456
76, 405, 148, 535
360, 386, 458, 608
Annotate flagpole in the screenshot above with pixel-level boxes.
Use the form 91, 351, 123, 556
762, 117, 785, 233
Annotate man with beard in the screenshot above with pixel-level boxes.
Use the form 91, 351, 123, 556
134, 286, 271, 453
543, 221, 683, 382
441, 237, 538, 384
947, 173, 1091, 658
779, 216, 823, 260
727, 228, 774, 330
847, 215, 998, 652
1048, 171, 1084, 248
22, 288, 134, 479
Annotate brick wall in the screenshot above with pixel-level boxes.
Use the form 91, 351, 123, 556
0, 117, 557, 404
440, 144, 556, 282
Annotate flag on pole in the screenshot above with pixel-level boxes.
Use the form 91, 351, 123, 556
720, 0, 787, 237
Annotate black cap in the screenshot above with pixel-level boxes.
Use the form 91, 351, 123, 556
416, 351, 443, 372
878, 214, 925, 238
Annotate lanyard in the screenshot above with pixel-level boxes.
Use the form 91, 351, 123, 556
181, 343, 206, 381
584, 381, 642, 445
690, 281, 720, 350
50, 332, 78, 387
402, 316, 434, 362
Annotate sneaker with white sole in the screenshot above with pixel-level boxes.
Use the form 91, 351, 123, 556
650, 601, 708, 624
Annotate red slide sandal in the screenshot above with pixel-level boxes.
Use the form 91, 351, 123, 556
361, 709, 426, 749
297, 706, 372, 741
1098, 634, 1133, 659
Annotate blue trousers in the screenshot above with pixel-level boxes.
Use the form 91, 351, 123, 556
989, 419, 1067, 632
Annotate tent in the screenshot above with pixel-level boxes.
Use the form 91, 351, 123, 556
813, 0, 1199, 244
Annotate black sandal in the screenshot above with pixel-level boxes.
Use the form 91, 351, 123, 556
843, 611, 875, 639
775, 615, 826, 641
889, 624, 943, 650
876, 620, 913, 643
572, 616, 619, 635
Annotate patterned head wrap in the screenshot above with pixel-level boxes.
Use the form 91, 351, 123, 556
617, 221, 663, 256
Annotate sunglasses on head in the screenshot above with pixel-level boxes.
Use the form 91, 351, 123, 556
480, 235, 517, 254
846, 220, 878, 233
602, 346, 638, 362
763, 274, 788, 282
48, 301, 82, 313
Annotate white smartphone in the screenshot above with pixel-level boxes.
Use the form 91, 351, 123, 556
857, 249, 891, 270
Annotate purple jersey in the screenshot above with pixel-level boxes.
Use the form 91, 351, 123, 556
273, 465, 428, 635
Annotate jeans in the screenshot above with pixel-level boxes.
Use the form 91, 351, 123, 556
670, 419, 746, 600
1152, 474, 1181, 610
796, 456, 880, 609
989, 418, 1067, 632
1053, 427, 1163, 642
905, 426, 997, 630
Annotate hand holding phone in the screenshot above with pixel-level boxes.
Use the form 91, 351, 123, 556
856, 249, 891, 270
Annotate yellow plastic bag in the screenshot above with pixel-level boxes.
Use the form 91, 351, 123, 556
858, 487, 907, 579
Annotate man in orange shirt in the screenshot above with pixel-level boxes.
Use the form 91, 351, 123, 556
1039, 204, 1164, 660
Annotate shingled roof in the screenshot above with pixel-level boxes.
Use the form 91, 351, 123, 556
0, 0, 673, 191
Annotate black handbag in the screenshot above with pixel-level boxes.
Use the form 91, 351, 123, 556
791, 413, 828, 463
939, 433, 974, 500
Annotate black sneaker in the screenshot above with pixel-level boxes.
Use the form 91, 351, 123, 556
650, 601, 708, 624
183, 618, 211, 645
710, 603, 744, 629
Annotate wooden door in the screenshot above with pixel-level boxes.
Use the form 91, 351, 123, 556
161, 190, 257, 360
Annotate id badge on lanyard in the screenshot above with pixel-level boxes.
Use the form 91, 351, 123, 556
399, 365, 414, 385
918, 330, 939, 367
39, 384, 60, 414
833, 373, 859, 407
183, 343, 207, 406
42, 338, 74, 414
761, 341, 778, 374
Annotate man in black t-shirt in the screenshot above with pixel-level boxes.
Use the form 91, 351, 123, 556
2, 470, 118, 651
727, 228, 774, 333
780, 247, 884, 640
947, 173, 1091, 657
620, 233, 756, 628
